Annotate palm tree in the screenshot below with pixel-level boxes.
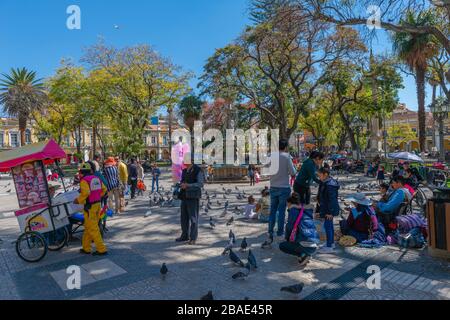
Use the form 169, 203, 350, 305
178, 95, 203, 157
0, 68, 46, 146
393, 10, 438, 152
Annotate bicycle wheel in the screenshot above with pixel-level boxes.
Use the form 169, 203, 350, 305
16, 232, 48, 263
47, 227, 69, 251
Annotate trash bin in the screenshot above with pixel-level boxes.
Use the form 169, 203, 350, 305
427, 187, 450, 260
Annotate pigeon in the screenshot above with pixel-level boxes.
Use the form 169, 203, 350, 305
217, 200, 221, 206
244, 297, 250, 300
235, 186, 239, 191
232, 271, 248, 280
223, 194, 227, 199
205, 207, 209, 214
247, 250, 257, 269
6, 189, 11, 193
160, 263, 168, 278
280, 283, 304, 294
229, 249, 245, 267
220, 208, 228, 218
229, 230, 236, 244
144, 210, 152, 218
240, 238, 248, 251
224, 201, 229, 209
209, 217, 215, 229
226, 216, 234, 226
222, 242, 233, 255
201, 291, 214, 300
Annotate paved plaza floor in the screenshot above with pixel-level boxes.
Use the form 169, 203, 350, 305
0, 172, 449, 300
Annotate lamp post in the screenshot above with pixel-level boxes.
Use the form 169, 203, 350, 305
429, 97, 449, 163
295, 131, 303, 158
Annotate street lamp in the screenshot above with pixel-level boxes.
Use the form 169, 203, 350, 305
429, 97, 449, 162
351, 117, 365, 160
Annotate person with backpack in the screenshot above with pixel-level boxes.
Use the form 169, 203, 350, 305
74, 162, 108, 256
315, 167, 340, 254
279, 193, 319, 266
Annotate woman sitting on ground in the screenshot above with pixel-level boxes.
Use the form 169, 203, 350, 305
279, 192, 319, 267
342, 193, 380, 243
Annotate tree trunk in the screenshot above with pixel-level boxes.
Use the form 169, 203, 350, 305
92, 125, 97, 159
338, 109, 359, 158
416, 66, 426, 152
18, 113, 27, 146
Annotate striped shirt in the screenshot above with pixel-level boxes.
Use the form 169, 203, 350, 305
103, 165, 120, 191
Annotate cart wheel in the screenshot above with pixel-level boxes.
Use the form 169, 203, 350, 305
16, 232, 48, 263
47, 227, 69, 251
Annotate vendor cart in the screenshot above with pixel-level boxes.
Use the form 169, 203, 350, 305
0, 140, 79, 262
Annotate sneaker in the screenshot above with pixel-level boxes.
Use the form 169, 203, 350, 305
276, 235, 285, 242
176, 237, 188, 242
79, 249, 91, 255
317, 246, 336, 254
298, 255, 311, 267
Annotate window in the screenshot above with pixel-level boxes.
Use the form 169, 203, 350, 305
151, 136, 156, 145
10, 132, 19, 148
0, 132, 3, 147
25, 129, 31, 144
163, 136, 168, 146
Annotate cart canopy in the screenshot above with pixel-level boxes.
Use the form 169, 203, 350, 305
0, 140, 66, 171
388, 152, 424, 163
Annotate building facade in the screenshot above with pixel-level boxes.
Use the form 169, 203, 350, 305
384, 103, 450, 152
0, 116, 181, 161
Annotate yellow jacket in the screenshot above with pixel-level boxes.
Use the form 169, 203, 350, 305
118, 161, 128, 184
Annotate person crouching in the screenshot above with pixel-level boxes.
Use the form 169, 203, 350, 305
279, 193, 319, 267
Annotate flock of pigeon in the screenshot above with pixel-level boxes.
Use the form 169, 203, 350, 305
152, 184, 305, 300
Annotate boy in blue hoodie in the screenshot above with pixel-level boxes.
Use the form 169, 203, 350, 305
279, 193, 320, 266
316, 167, 340, 254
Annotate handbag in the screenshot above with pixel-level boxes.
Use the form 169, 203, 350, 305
289, 205, 304, 243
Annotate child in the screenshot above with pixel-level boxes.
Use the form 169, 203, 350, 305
377, 165, 385, 185
379, 183, 390, 202
316, 167, 340, 254
137, 179, 146, 196
279, 192, 319, 266
244, 195, 257, 219
255, 169, 260, 184
255, 188, 270, 222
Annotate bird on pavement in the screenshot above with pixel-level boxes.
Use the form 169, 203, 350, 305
209, 217, 216, 229
240, 238, 248, 251
226, 216, 234, 226
229, 230, 236, 244
232, 271, 248, 280
247, 250, 257, 269
160, 263, 168, 279
235, 186, 239, 191
201, 291, 214, 300
222, 239, 233, 255
229, 249, 245, 267
280, 283, 304, 295
6, 189, 11, 193
144, 210, 152, 218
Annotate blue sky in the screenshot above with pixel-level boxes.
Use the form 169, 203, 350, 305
0, 0, 432, 115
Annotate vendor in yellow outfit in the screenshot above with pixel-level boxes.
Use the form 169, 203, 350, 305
74, 163, 108, 256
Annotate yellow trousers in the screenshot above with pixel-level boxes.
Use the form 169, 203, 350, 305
82, 203, 107, 253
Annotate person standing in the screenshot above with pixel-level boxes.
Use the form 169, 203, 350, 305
293, 151, 324, 205
316, 167, 340, 254
103, 157, 121, 215
74, 163, 108, 256
128, 158, 138, 200
92, 154, 102, 172
115, 156, 128, 212
248, 164, 255, 186
267, 139, 297, 240
151, 163, 161, 193
176, 154, 204, 245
